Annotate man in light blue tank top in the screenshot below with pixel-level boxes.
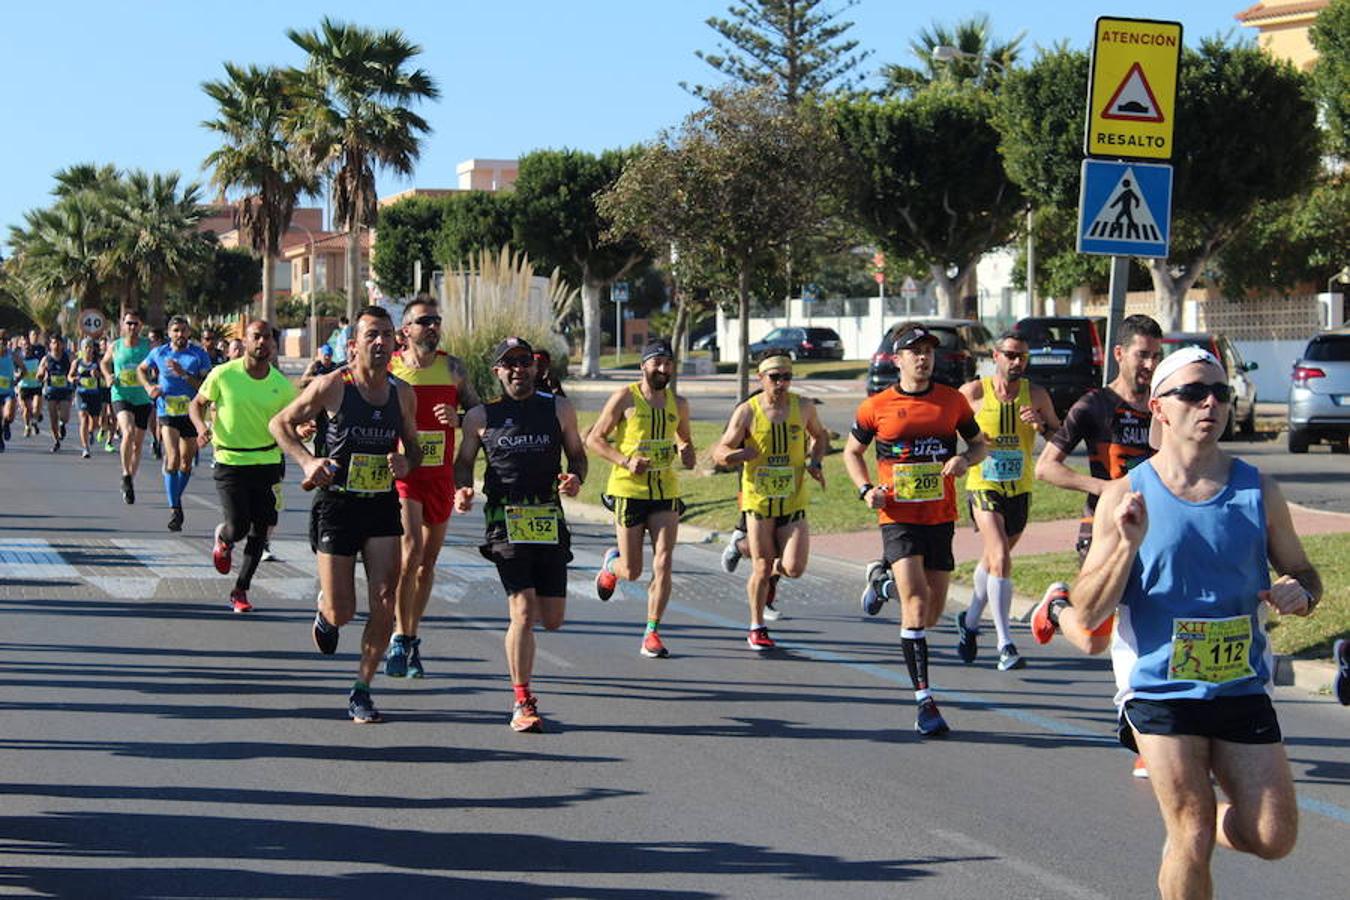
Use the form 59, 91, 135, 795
1073, 346, 1322, 899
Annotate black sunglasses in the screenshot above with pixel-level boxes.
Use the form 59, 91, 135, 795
1157, 381, 1232, 404
765, 372, 793, 382
413, 315, 442, 327
997, 349, 1028, 360
498, 355, 533, 368
123, 320, 141, 326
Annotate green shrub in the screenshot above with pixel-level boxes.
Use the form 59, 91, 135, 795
443, 308, 567, 402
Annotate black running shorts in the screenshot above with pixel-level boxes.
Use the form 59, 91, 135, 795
1118, 694, 1282, 752
604, 495, 685, 529
309, 490, 403, 556
114, 401, 152, 430
880, 521, 956, 572
967, 490, 1030, 537
160, 414, 197, 439
480, 515, 572, 599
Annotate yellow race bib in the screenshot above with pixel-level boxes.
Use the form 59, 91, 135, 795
0, 376, 10, 391
417, 430, 446, 467
891, 462, 944, 502
79, 376, 97, 390
346, 453, 392, 493
1169, 616, 1255, 684
753, 465, 796, 499
163, 394, 190, 416
638, 439, 675, 470
118, 368, 139, 387
49, 375, 68, 389
506, 504, 559, 544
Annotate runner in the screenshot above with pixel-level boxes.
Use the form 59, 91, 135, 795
842, 322, 987, 736
385, 298, 480, 678
190, 320, 297, 614
300, 343, 338, 387
269, 305, 421, 724
36, 334, 74, 453
0, 334, 26, 452
1074, 346, 1320, 899
18, 329, 45, 437
139, 316, 212, 531
102, 311, 154, 504
146, 327, 165, 460
200, 328, 229, 367
587, 338, 696, 659
954, 330, 1060, 671
71, 338, 107, 459
711, 355, 829, 649
452, 337, 587, 732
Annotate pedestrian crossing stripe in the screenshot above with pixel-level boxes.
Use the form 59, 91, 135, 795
1101, 63, 1164, 123
1076, 158, 1173, 259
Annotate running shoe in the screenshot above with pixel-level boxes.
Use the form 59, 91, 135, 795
33, 421, 39, 435
1334, 637, 1350, 706
385, 634, 409, 677
763, 574, 782, 621
747, 626, 776, 651
641, 630, 670, 659
2, 422, 9, 441
260, 543, 277, 562
122, 475, 135, 505
406, 636, 424, 678
167, 507, 184, 532
1031, 582, 1070, 645
861, 560, 891, 616
58, 421, 66, 441
955, 610, 978, 664
50, 440, 60, 453
229, 589, 252, 614
997, 643, 1026, 671
312, 611, 339, 655
915, 697, 950, 737
24, 423, 32, 437
81, 448, 91, 459
348, 687, 382, 724
511, 695, 543, 733
720, 529, 745, 574
212, 524, 233, 574
595, 547, 620, 601
104, 440, 116, 453
1132, 756, 1149, 779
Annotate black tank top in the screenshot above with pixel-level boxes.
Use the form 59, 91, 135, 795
321, 370, 402, 494
482, 392, 563, 507
43, 353, 72, 390
74, 358, 101, 392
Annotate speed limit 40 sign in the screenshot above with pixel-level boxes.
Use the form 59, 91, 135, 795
78, 308, 107, 337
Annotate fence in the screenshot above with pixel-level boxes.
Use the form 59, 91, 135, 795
715, 293, 938, 363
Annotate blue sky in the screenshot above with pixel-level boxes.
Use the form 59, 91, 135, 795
1, 1, 1251, 248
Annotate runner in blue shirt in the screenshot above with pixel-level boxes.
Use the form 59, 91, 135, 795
139, 316, 212, 531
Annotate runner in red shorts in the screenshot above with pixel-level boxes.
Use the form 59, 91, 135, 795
386, 297, 480, 678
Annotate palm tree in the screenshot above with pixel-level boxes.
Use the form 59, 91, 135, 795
286, 17, 439, 317
202, 63, 319, 324
881, 15, 1024, 97
106, 170, 209, 326
9, 196, 109, 314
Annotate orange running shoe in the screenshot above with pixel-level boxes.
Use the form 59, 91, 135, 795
595, 547, 619, 601
641, 630, 670, 659
1031, 582, 1070, 645
1132, 756, 1149, 779
747, 627, 776, 651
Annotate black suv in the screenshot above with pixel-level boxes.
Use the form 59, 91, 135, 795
866, 318, 994, 394
748, 326, 845, 361
1014, 316, 1106, 418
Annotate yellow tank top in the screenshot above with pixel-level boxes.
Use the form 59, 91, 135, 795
606, 383, 681, 500
740, 392, 808, 517
965, 376, 1036, 495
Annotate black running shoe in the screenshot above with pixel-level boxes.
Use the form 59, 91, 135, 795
2, 422, 9, 441
348, 688, 381, 724
167, 507, 184, 532
313, 611, 339, 655
122, 475, 135, 505
915, 697, 950, 737
955, 610, 978, 664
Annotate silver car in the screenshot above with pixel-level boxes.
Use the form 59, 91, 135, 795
1287, 327, 1350, 453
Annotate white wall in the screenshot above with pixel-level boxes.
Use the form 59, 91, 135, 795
1234, 339, 1304, 402
716, 296, 887, 363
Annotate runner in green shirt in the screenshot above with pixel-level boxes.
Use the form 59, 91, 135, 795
190, 320, 297, 613
100, 311, 154, 504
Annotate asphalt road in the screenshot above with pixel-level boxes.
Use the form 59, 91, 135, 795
0, 433, 1347, 898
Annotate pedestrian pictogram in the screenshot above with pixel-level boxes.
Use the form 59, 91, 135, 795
1101, 63, 1164, 122
1077, 159, 1172, 258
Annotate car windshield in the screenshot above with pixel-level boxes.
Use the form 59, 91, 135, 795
1018, 320, 1097, 350
1163, 337, 1219, 358
806, 329, 839, 340
1304, 335, 1350, 362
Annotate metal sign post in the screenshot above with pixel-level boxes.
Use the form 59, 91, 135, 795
612, 281, 629, 365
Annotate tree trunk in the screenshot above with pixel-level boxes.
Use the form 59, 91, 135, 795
147, 276, 167, 328
669, 293, 689, 391
1146, 259, 1203, 332
929, 263, 964, 319
580, 272, 604, 378
259, 253, 275, 326
346, 225, 361, 321
737, 264, 751, 402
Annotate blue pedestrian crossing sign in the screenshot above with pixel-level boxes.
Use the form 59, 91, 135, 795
1076, 159, 1173, 258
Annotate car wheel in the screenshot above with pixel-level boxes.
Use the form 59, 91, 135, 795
1288, 427, 1310, 454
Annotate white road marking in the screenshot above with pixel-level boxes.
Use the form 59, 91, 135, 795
0, 538, 81, 580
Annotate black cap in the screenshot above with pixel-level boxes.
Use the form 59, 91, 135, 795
892, 324, 940, 352
491, 336, 534, 364
641, 338, 675, 362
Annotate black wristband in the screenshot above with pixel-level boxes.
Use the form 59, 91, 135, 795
858, 482, 873, 501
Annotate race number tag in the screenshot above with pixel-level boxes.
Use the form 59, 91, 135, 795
48, 375, 68, 389
981, 449, 1024, 483
163, 394, 190, 416
891, 462, 944, 502
79, 376, 97, 390
417, 430, 446, 467
118, 368, 139, 387
506, 504, 559, 544
638, 439, 675, 470
0, 376, 9, 391
346, 453, 392, 493
1168, 615, 1256, 684
753, 465, 795, 499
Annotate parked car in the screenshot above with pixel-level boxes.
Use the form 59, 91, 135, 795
866, 318, 994, 394
748, 326, 845, 361
690, 327, 718, 358
1161, 332, 1258, 440
1287, 327, 1350, 453
1013, 316, 1106, 419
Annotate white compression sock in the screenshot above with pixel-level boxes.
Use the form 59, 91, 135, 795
965, 562, 989, 631
990, 575, 1014, 648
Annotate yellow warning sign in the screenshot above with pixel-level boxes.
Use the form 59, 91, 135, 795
1085, 17, 1182, 160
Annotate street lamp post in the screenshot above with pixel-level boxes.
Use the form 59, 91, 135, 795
293, 223, 319, 356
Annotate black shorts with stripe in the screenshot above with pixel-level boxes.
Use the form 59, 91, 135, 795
967, 490, 1030, 537
603, 494, 685, 529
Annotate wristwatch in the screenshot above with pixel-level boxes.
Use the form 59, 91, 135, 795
1302, 586, 1319, 613
858, 482, 874, 501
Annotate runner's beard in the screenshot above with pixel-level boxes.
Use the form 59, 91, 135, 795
646, 372, 670, 392
416, 333, 439, 353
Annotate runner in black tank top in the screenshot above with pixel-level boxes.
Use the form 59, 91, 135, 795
269, 305, 422, 725
454, 337, 588, 734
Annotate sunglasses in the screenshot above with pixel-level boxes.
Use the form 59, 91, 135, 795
1157, 381, 1232, 404
997, 349, 1028, 360
765, 372, 793, 382
124, 320, 141, 327
413, 315, 442, 327
498, 355, 533, 368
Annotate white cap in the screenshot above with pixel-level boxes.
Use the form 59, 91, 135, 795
1148, 346, 1225, 449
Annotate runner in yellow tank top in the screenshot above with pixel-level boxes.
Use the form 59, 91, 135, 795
713, 355, 830, 650
586, 339, 696, 659
955, 330, 1059, 671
